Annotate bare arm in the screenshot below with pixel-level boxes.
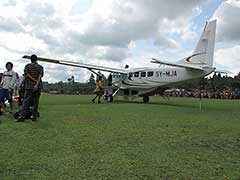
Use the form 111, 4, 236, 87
33, 67, 43, 90
34, 74, 42, 89
26, 74, 37, 82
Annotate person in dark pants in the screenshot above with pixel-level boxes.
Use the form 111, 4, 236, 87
0, 62, 17, 115
92, 76, 103, 103
17, 55, 44, 122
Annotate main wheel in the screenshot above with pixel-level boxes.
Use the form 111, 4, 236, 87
143, 96, 149, 103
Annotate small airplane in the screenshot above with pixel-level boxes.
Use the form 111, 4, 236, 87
23, 20, 217, 103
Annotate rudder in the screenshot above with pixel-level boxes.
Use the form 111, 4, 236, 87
178, 20, 217, 67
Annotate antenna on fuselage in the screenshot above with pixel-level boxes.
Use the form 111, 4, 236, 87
124, 65, 129, 69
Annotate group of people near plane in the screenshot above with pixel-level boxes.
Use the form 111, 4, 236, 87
0, 55, 44, 122
0, 54, 104, 122
165, 89, 240, 99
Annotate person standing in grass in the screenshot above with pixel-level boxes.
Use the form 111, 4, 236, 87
17, 55, 44, 122
92, 75, 103, 104
0, 62, 17, 115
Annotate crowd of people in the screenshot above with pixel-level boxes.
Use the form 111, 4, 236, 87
0, 54, 105, 121
0, 55, 44, 122
164, 88, 240, 99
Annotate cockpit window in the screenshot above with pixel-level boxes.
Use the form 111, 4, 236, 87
113, 73, 122, 78
147, 71, 154, 77
134, 72, 139, 77
141, 72, 146, 77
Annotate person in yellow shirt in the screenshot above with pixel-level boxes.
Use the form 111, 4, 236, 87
92, 76, 103, 103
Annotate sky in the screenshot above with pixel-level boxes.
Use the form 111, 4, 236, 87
0, 0, 240, 82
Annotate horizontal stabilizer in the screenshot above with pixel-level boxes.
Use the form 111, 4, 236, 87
151, 58, 205, 71
22, 55, 127, 74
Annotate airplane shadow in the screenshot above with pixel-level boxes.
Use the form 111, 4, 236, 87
114, 99, 197, 109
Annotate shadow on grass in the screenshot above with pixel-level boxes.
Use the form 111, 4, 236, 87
0, 112, 50, 130
45, 97, 199, 109
114, 99, 198, 109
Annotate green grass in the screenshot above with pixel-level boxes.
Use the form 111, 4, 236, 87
0, 95, 240, 180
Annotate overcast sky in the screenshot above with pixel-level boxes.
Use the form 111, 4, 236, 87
0, 0, 239, 82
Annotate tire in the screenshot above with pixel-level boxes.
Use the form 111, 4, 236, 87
109, 95, 114, 103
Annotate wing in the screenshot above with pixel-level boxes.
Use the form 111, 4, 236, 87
151, 58, 206, 71
22, 55, 127, 74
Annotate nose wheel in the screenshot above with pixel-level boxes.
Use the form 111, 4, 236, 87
143, 96, 149, 103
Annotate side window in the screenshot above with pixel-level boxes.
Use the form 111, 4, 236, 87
147, 71, 154, 77
141, 72, 146, 77
134, 72, 139, 77
122, 74, 125, 78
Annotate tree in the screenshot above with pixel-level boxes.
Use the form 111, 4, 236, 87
88, 74, 95, 85
67, 76, 75, 83
235, 72, 240, 79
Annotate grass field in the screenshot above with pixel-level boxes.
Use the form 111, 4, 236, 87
0, 95, 240, 180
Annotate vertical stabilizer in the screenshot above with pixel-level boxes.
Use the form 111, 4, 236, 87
178, 20, 217, 67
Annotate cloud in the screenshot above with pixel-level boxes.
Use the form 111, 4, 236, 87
154, 36, 179, 48
0, 32, 48, 54
213, 0, 240, 42
70, 0, 203, 48
0, 16, 25, 33
3, 0, 238, 82
3, 0, 17, 7
86, 46, 130, 61
210, 0, 240, 75
20, 1, 61, 29
215, 45, 240, 74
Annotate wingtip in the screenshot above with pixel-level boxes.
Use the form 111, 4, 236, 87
22, 55, 31, 59
150, 58, 160, 64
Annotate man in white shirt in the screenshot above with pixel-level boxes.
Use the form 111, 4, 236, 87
0, 62, 17, 115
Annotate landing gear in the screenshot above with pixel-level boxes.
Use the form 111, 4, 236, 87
109, 94, 114, 103
143, 96, 149, 103
103, 93, 114, 103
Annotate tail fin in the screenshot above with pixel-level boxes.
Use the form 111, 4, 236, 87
178, 20, 217, 67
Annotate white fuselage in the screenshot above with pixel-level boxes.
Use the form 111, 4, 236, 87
112, 66, 215, 96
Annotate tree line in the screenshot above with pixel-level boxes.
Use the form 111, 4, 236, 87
42, 74, 96, 94
178, 72, 240, 91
